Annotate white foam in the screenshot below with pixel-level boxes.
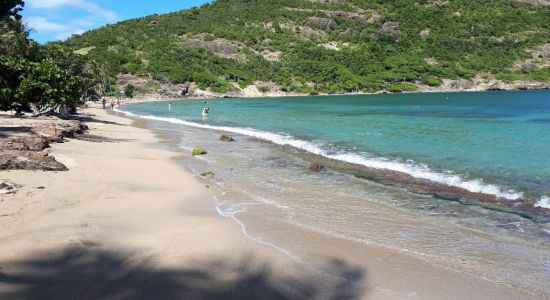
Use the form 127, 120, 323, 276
213, 195, 301, 261
535, 196, 550, 209
117, 109, 524, 201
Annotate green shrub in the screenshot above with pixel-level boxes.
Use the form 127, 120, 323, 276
124, 84, 135, 98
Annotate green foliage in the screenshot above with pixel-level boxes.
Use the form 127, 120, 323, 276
60, 0, 550, 93
1, 0, 24, 21
124, 84, 135, 98
385, 83, 418, 93
0, 2, 101, 112
258, 85, 270, 93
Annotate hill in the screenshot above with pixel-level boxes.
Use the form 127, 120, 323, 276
61, 0, 550, 97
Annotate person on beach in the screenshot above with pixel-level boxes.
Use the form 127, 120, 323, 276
110, 100, 115, 109
116, 99, 121, 110
102, 98, 106, 109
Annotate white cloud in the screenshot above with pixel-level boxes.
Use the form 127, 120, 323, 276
26, 16, 72, 32
27, 0, 117, 21
24, 0, 118, 42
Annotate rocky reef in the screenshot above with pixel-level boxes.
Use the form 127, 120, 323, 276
0, 114, 88, 171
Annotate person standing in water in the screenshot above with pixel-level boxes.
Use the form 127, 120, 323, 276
168, 102, 172, 111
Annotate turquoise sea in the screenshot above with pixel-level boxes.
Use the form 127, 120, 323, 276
120, 91, 550, 295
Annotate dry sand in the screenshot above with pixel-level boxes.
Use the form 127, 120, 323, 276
0, 107, 541, 299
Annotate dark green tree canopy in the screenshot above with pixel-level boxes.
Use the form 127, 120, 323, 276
1, 0, 100, 113
1, 0, 24, 21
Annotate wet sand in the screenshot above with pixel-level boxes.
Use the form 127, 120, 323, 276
0, 106, 541, 299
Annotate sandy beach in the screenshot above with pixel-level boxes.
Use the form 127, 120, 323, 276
0, 106, 543, 299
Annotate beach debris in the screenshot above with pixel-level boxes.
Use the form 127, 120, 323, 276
219, 134, 235, 142
192, 148, 208, 156
200, 171, 214, 177
0, 180, 20, 195
309, 162, 325, 172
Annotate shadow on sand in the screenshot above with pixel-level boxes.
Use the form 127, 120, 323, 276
0, 246, 366, 300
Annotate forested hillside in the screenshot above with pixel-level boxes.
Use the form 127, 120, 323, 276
61, 0, 550, 96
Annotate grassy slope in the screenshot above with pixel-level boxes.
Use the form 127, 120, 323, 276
62, 0, 550, 94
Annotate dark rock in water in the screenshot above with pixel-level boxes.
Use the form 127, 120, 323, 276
219, 134, 235, 142
200, 171, 214, 177
192, 148, 208, 156
309, 162, 325, 172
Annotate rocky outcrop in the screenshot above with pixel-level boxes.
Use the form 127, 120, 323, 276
307, 17, 337, 29
0, 116, 87, 171
0, 180, 20, 194
299, 26, 327, 38
0, 150, 68, 171
325, 11, 368, 25
449, 79, 475, 90
183, 35, 241, 59
516, 0, 550, 5
380, 21, 401, 42
514, 43, 550, 71
416, 74, 550, 93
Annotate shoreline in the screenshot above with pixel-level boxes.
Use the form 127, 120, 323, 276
112, 87, 550, 107
0, 106, 544, 299
123, 107, 547, 299
114, 103, 549, 219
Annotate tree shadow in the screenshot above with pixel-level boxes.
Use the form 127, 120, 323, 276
73, 133, 133, 143
0, 246, 366, 300
62, 114, 127, 127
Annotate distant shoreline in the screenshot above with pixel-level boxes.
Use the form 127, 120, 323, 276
110, 84, 550, 106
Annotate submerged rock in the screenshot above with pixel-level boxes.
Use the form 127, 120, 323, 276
309, 162, 325, 172
200, 171, 214, 177
219, 134, 235, 142
192, 148, 208, 156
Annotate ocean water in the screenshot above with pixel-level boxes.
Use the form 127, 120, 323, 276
120, 91, 550, 295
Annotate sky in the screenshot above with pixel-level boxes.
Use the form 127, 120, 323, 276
21, 0, 212, 43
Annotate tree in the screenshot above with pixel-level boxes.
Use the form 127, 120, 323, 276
124, 84, 135, 98
1, 0, 24, 21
